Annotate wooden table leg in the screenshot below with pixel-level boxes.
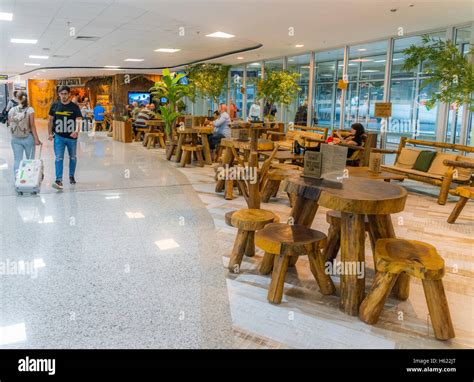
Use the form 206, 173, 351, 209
175, 132, 186, 163
201, 133, 212, 165
447, 196, 468, 224
247, 151, 260, 209
367, 214, 410, 301
215, 147, 234, 193
340, 212, 366, 316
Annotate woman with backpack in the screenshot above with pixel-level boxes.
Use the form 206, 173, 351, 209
8, 91, 41, 177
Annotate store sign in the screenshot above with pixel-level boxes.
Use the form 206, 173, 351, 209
374, 102, 392, 118
57, 78, 82, 87
337, 79, 348, 90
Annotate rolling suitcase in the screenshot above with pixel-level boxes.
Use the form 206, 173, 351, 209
15, 144, 44, 195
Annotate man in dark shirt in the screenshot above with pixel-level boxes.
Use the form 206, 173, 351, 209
48, 85, 82, 190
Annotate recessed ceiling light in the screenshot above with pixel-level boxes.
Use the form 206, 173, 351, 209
288, 59, 295, 62
206, 31, 235, 38
24, 63, 40, 66
11, 38, 37, 44
295, 44, 304, 48
124, 58, 144, 62
29, 55, 48, 59
104, 65, 120, 68
249, 62, 260, 66
357, 48, 367, 52
237, 56, 244, 60
0, 12, 13, 21
154, 48, 181, 53
361, 70, 379, 73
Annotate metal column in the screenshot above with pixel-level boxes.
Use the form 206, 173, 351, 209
381, 37, 394, 150
339, 45, 349, 130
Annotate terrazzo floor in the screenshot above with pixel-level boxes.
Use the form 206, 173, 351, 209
0, 120, 234, 348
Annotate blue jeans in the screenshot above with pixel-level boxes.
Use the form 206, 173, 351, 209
208, 133, 225, 150
54, 135, 77, 181
11, 134, 35, 176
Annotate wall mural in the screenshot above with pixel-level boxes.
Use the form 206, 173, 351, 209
28, 80, 56, 119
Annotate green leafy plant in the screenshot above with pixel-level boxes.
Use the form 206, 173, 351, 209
150, 68, 189, 139
403, 35, 474, 111
187, 63, 230, 105
176, 99, 186, 113
257, 70, 301, 120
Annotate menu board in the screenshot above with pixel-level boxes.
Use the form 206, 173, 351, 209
303, 151, 322, 178
303, 144, 348, 182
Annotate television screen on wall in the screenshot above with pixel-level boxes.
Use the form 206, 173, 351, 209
128, 91, 150, 106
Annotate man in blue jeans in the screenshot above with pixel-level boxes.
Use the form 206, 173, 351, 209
48, 85, 82, 190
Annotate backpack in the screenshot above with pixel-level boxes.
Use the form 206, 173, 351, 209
9, 106, 30, 138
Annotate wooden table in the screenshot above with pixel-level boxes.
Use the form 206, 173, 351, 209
176, 127, 214, 165
348, 167, 406, 182
216, 138, 275, 205
284, 174, 407, 316
259, 150, 304, 163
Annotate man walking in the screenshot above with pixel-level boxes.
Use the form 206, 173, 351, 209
48, 85, 82, 190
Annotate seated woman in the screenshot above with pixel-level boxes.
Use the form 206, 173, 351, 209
332, 122, 365, 157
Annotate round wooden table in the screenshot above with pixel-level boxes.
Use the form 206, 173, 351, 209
284, 174, 407, 316
348, 166, 406, 182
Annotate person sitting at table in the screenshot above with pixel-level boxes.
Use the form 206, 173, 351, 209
132, 104, 155, 139
130, 101, 140, 120
332, 122, 366, 157
93, 102, 105, 130
208, 104, 231, 161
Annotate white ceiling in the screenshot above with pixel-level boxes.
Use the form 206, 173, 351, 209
0, 0, 472, 80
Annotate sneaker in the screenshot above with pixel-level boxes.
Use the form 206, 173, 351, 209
69, 176, 76, 185
52, 180, 63, 190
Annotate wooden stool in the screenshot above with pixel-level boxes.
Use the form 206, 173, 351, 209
359, 239, 455, 340
180, 145, 205, 168
144, 132, 166, 149
323, 210, 375, 262
166, 140, 178, 160
447, 186, 473, 224
226, 209, 279, 273
256, 223, 335, 304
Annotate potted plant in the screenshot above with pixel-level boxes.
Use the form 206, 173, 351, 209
150, 68, 189, 141
186, 63, 230, 110
403, 35, 474, 115
257, 70, 301, 124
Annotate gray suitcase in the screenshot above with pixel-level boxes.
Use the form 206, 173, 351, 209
15, 144, 44, 195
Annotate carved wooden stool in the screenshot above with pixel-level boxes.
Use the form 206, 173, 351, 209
256, 223, 335, 304
225, 209, 279, 274
359, 238, 455, 340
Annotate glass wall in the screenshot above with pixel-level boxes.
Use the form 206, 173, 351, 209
343, 41, 387, 131
229, 66, 244, 120
387, 31, 446, 145
286, 54, 311, 125
446, 26, 472, 144
264, 58, 284, 121
246, 62, 262, 119
312, 48, 344, 128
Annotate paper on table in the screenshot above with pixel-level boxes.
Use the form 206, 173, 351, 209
321, 144, 348, 182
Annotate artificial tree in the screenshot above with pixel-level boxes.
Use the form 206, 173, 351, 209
403, 35, 474, 112
257, 70, 301, 121
186, 63, 230, 110
150, 68, 189, 140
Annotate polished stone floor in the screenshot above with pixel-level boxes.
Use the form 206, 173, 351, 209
0, 121, 233, 348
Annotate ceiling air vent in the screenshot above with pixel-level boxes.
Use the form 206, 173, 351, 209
52, 55, 70, 58
74, 36, 100, 42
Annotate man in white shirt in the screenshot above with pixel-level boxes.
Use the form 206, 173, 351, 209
248, 100, 261, 122
208, 104, 231, 160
